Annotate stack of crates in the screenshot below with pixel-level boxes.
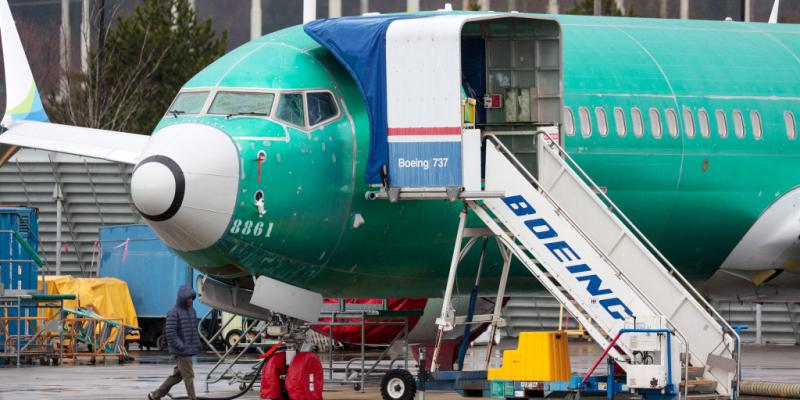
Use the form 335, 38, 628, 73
0, 207, 39, 292
0, 207, 41, 349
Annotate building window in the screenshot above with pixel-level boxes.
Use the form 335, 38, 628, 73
715, 110, 728, 138
579, 106, 592, 138
733, 110, 745, 139
698, 109, 710, 138
649, 108, 662, 139
614, 107, 626, 137
683, 108, 695, 139
563, 107, 576, 136
665, 108, 678, 138
750, 110, 763, 140
785, 111, 797, 140
632, 107, 644, 138
596, 107, 609, 137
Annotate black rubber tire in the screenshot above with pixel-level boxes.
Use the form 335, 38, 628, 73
380, 369, 416, 400
226, 330, 243, 349
462, 389, 483, 397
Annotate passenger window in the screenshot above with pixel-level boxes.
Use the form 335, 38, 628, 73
785, 111, 797, 140
715, 110, 728, 138
579, 107, 592, 138
614, 107, 626, 137
167, 91, 209, 115
595, 107, 609, 137
683, 108, 695, 139
665, 108, 678, 138
649, 108, 662, 139
275, 93, 305, 127
208, 92, 274, 116
750, 110, 762, 140
733, 110, 745, 139
307, 92, 339, 126
632, 107, 644, 138
698, 109, 710, 138
563, 107, 576, 136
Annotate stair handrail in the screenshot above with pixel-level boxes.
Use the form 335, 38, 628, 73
538, 133, 740, 334
206, 318, 270, 385
485, 134, 739, 391
484, 135, 670, 347
533, 132, 741, 384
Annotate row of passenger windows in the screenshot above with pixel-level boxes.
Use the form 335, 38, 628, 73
563, 106, 798, 141
167, 89, 340, 129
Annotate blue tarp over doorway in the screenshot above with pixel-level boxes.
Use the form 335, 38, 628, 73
304, 14, 435, 184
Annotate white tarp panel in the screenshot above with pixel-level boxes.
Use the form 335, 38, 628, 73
386, 15, 466, 134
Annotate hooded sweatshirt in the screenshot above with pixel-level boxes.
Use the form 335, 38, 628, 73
165, 285, 200, 356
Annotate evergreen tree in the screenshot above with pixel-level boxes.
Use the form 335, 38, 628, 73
46, 0, 227, 134
567, 0, 627, 16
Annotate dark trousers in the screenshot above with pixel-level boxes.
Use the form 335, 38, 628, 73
152, 356, 196, 400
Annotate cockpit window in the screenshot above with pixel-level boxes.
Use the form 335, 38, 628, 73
167, 91, 208, 115
275, 93, 305, 127
208, 91, 274, 117
307, 92, 338, 126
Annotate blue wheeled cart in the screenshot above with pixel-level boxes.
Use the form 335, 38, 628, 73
386, 328, 690, 400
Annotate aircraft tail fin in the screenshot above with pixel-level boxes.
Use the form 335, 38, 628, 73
769, 0, 780, 24
0, 0, 48, 125
0, 0, 144, 167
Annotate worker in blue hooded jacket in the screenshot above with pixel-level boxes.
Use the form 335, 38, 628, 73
149, 285, 200, 400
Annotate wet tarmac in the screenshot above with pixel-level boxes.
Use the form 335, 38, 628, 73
0, 341, 796, 399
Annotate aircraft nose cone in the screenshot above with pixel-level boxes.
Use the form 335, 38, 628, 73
131, 123, 239, 252
131, 156, 183, 221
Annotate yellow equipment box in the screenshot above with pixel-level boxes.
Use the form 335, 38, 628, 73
462, 97, 476, 127
487, 331, 571, 382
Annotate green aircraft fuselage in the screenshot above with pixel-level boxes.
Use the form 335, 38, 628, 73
153, 14, 800, 298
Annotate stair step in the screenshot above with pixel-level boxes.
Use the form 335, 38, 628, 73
686, 366, 704, 380
680, 379, 718, 394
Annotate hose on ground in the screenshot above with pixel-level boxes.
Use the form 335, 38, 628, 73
166, 358, 265, 400
741, 380, 800, 399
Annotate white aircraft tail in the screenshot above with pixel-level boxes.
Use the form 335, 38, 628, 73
0, 0, 48, 125
769, 0, 780, 24
0, 0, 147, 166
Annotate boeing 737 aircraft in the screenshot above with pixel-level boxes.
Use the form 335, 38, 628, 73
0, 1, 798, 321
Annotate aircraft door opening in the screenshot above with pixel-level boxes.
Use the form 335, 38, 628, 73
461, 18, 562, 129
378, 15, 563, 194
461, 18, 563, 177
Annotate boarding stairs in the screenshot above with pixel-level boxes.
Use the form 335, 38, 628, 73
461, 134, 740, 398
203, 317, 272, 391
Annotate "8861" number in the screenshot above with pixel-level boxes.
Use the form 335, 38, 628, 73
229, 219, 274, 237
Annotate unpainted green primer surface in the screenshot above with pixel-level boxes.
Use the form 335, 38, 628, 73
155, 16, 800, 297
